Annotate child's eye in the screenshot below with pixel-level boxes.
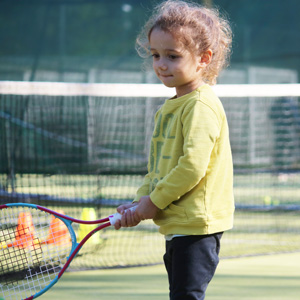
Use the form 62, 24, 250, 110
151, 53, 160, 59
168, 55, 178, 60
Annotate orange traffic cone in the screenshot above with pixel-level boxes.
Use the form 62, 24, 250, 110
44, 211, 70, 245
12, 212, 37, 248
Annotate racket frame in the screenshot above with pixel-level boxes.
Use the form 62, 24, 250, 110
0, 203, 117, 300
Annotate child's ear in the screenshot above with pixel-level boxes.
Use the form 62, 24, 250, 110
199, 49, 213, 68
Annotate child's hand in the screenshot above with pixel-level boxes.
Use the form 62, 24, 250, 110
113, 203, 140, 230
135, 196, 159, 221
113, 196, 158, 230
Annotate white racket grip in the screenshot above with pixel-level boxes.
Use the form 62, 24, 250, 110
109, 206, 137, 225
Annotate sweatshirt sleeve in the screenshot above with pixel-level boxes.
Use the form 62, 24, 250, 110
150, 100, 221, 209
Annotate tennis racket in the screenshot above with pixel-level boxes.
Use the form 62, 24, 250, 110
0, 203, 136, 300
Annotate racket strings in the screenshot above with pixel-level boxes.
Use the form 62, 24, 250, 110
0, 207, 72, 300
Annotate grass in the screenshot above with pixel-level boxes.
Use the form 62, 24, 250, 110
38, 252, 300, 300
206, 252, 300, 300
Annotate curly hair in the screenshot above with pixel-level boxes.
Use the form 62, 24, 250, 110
136, 0, 232, 85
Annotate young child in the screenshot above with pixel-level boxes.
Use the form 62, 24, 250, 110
114, 1, 234, 299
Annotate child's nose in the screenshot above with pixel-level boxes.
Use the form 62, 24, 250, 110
158, 60, 167, 70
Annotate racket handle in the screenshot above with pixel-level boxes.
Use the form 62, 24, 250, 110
109, 206, 137, 225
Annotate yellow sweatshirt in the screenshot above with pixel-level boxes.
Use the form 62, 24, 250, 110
134, 85, 234, 235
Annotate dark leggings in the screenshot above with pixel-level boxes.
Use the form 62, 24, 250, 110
163, 233, 223, 300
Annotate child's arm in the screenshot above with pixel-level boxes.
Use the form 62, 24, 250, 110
150, 101, 222, 210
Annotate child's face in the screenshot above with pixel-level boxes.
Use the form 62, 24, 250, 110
149, 28, 204, 97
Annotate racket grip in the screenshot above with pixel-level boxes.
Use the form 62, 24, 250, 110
109, 206, 137, 225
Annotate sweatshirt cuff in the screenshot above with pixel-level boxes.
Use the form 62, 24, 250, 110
150, 188, 171, 210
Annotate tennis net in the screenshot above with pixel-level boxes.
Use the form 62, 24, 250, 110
0, 81, 300, 268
